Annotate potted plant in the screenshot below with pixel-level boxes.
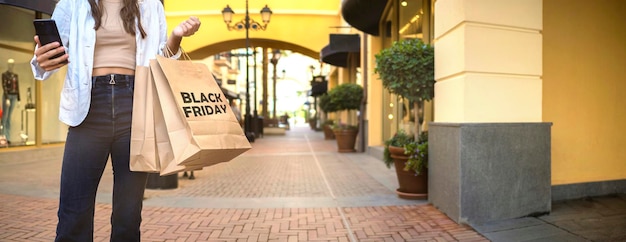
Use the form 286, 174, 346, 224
383, 129, 414, 168
376, 38, 434, 199
375, 38, 434, 137
318, 93, 337, 139
308, 117, 318, 130
327, 83, 363, 152
321, 119, 335, 139
403, 131, 429, 176
382, 129, 427, 199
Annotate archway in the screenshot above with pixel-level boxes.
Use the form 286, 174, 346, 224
187, 39, 318, 60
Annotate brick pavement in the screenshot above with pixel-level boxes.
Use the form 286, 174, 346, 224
0, 193, 485, 242
0, 125, 488, 241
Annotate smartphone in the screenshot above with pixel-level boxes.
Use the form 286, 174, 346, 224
33, 19, 67, 61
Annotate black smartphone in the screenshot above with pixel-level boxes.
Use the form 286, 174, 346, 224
33, 19, 67, 61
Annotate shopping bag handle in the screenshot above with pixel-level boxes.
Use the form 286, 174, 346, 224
164, 45, 191, 61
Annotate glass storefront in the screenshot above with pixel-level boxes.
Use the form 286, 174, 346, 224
0, 3, 66, 149
380, 0, 432, 141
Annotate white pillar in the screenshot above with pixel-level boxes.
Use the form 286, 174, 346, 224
430, 0, 550, 225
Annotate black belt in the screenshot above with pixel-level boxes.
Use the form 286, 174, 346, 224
93, 74, 134, 85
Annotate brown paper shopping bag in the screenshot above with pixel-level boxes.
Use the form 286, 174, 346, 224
129, 65, 159, 173
151, 79, 186, 175
150, 55, 251, 175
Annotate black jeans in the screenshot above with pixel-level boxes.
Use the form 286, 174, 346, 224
56, 74, 148, 242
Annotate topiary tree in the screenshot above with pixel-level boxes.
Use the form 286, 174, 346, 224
318, 92, 337, 115
329, 83, 363, 111
318, 92, 337, 128
327, 83, 363, 130
375, 38, 434, 138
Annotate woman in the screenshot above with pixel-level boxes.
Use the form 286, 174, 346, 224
30, 0, 200, 241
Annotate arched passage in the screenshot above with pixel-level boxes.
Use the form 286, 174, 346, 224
165, 2, 346, 61
187, 39, 318, 60
165, 1, 348, 136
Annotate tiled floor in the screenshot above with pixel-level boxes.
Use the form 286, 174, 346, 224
1, 125, 625, 241
0, 126, 486, 241
474, 194, 626, 242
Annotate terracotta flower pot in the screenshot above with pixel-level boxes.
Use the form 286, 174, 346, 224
323, 125, 335, 140
334, 128, 357, 152
388, 145, 428, 199
309, 119, 317, 130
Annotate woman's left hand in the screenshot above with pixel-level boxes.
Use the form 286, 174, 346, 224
173, 16, 201, 37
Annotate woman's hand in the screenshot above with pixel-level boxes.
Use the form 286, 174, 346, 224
172, 16, 201, 38
165, 16, 201, 57
34, 35, 69, 71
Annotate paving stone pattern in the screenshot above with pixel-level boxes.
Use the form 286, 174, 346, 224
2, 125, 624, 241
0, 126, 487, 241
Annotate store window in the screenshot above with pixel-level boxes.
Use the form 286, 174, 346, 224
0, 4, 66, 148
399, 0, 425, 40
381, 0, 431, 141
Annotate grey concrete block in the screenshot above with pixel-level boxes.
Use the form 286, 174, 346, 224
429, 123, 552, 224
428, 124, 461, 222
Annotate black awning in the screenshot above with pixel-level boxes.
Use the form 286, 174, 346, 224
0, 0, 56, 15
341, 0, 388, 36
320, 34, 360, 68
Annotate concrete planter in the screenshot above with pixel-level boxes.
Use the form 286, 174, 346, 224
429, 122, 552, 224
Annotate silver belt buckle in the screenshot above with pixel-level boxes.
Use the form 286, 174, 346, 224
109, 74, 116, 85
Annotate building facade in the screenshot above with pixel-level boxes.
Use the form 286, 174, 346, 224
343, 0, 626, 224
2, 0, 624, 225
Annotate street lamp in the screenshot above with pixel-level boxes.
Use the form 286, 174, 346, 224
222, 4, 272, 31
309, 65, 316, 80
222, 1, 272, 142
270, 49, 281, 120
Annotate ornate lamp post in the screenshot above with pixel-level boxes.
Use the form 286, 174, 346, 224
222, 1, 272, 141
309, 65, 318, 123
270, 49, 281, 120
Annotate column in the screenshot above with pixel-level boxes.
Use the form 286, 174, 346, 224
429, 0, 551, 224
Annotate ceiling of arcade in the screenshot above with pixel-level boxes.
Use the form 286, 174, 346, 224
164, 0, 348, 60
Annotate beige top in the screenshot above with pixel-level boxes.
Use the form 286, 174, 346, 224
93, 0, 136, 71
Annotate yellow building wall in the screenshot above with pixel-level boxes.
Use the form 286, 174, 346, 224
544, 0, 626, 185
164, 0, 344, 59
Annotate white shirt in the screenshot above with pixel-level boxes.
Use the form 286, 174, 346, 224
30, 0, 180, 127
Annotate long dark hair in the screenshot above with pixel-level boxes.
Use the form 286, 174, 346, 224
88, 0, 147, 38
